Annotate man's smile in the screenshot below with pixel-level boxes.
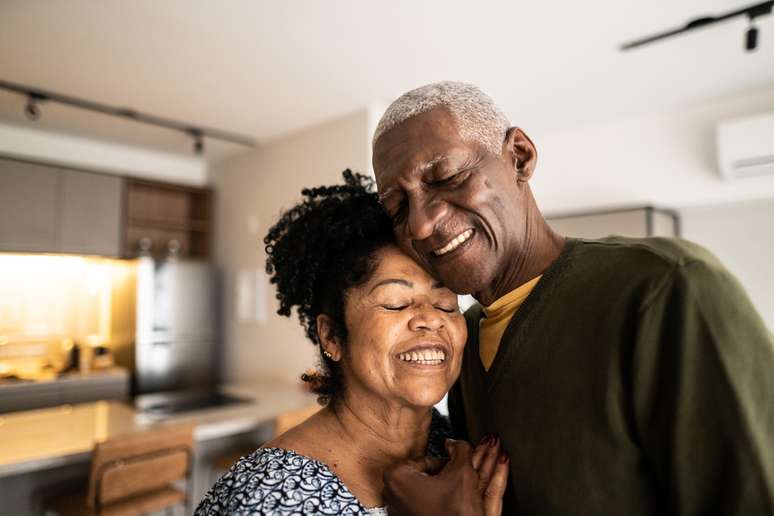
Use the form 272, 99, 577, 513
432, 229, 474, 257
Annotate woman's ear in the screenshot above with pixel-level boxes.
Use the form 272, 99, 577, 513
502, 127, 538, 182
316, 314, 342, 361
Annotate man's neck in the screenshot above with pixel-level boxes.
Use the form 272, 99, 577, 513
475, 206, 565, 306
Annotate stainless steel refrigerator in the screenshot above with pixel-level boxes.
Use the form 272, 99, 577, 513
134, 256, 219, 395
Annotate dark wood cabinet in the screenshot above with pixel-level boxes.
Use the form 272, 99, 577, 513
123, 178, 212, 259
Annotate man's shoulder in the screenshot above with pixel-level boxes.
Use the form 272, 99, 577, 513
559, 236, 737, 302
573, 236, 722, 272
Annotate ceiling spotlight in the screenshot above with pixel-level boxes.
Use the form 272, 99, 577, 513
25, 95, 41, 120
746, 17, 759, 51
189, 129, 204, 155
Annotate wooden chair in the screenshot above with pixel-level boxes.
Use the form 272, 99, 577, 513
45, 424, 194, 516
211, 403, 321, 473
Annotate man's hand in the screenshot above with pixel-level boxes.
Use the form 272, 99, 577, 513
383, 437, 509, 516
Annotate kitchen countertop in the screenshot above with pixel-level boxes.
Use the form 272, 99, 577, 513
0, 381, 317, 477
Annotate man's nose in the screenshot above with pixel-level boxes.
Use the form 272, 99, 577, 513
406, 197, 447, 241
408, 303, 444, 332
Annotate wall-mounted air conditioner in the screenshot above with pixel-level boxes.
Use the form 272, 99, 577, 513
716, 111, 774, 180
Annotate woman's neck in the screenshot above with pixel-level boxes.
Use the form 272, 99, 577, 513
329, 394, 432, 463
315, 393, 434, 507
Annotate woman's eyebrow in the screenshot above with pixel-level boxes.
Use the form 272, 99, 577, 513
369, 278, 413, 294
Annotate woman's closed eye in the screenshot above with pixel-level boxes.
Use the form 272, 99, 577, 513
380, 303, 457, 313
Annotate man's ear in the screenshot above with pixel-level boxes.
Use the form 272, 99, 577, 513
316, 313, 342, 361
502, 127, 538, 182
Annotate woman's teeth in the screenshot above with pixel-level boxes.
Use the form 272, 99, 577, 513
433, 229, 474, 256
397, 349, 447, 365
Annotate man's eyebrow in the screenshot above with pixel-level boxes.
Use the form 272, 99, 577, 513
421, 155, 448, 173
378, 155, 450, 202
369, 278, 413, 294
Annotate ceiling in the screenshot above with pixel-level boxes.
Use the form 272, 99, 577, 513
0, 0, 772, 162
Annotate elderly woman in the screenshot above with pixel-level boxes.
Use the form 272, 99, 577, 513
196, 171, 508, 515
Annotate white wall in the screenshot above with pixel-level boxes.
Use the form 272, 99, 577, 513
531, 86, 774, 213
210, 109, 371, 384
680, 198, 774, 331
0, 122, 207, 185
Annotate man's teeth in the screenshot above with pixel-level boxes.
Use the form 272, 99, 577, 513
434, 229, 474, 256
397, 349, 447, 365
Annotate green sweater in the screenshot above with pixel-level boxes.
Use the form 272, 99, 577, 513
448, 237, 774, 515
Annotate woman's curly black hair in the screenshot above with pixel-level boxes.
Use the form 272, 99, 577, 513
264, 170, 395, 405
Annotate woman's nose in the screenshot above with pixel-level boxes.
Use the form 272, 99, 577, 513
408, 304, 444, 332
406, 196, 447, 241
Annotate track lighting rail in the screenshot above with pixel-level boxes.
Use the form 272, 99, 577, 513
621, 1, 772, 52
0, 79, 256, 154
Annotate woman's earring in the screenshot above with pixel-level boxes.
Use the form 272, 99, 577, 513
323, 349, 333, 359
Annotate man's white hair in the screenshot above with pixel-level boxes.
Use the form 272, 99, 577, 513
372, 81, 511, 155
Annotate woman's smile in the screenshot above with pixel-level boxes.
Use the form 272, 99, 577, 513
394, 342, 450, 368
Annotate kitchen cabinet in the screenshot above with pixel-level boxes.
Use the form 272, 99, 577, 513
0, 159, 60, 252
0, 157, 213, 258
0, 158, 123, 256
124, 178, 212, 259
59, 169, 123, 256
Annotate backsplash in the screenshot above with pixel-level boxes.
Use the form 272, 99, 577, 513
0, 254, 136, 378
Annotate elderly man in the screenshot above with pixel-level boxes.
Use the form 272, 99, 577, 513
371, 81, 774, 515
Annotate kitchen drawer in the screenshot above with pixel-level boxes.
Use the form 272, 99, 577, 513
0, 384, 61, 413
0, 368, 129, 414
62, 383, 127, 405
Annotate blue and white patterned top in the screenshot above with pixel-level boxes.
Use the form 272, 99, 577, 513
195, 409, 450, 516
196, 447, 382, 515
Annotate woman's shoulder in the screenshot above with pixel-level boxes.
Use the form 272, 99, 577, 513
194, 447, 370, 515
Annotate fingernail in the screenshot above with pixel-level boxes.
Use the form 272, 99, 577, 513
489, 436, 499, 448
498, 451, 509, 464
